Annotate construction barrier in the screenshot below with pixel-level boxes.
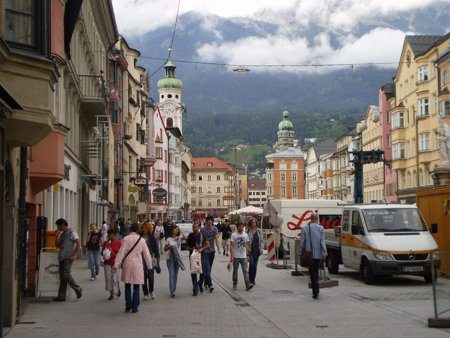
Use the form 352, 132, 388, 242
266, 232, 276, 261
36, 248, 59, 298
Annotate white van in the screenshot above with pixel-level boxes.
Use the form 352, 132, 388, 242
325, 204, 440, 284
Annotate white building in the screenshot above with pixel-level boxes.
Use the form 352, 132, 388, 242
247, 179, 267, 208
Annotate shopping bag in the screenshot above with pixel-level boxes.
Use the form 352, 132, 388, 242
190, 250, 202, 274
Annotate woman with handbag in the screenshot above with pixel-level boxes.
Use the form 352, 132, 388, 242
140, 222, 160, 300
164, 225, 185, 298
154, 220, 165, 254
86, 223, 102, 281
101, 229, 121, 300
114, 223, 152, 313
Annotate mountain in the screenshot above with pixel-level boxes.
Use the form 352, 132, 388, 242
127, 4, 450, 156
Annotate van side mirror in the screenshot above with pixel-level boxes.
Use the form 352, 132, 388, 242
431, 223, 438, 234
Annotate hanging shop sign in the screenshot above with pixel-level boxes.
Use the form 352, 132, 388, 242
134, 177, 148, 186
153, 188, 167, 201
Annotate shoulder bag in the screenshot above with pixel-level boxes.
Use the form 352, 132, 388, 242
120, 236, 142, 268
300, 225, 313, 268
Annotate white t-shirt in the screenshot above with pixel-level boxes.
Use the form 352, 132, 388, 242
231, 232, 249, 259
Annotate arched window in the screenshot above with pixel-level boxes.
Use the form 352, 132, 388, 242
412, 170, 417, 188
166, 117, 173, 128
419, 169, 424, 186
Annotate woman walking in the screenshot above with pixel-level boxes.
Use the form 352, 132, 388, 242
101, 229, 121, 300
114, 223, 152, 313
86, 223, 102, 280
247, 218, 264, 285
164, 225, 185, 297
141, 222, 160, 300
154, 220, 165, 254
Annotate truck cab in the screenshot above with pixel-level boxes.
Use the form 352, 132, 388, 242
325, 204, 440, 284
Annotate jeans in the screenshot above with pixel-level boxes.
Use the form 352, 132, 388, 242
249, 254, 259, 283
232, 258, 250, 287
142, 269, 155, 295
125, 283, 140, 311
309, 259, 321, 296
156, 238, 164, 253
58, 259, 81, 299
87, 249, 100, 278
166, 258, 179, 295
202, 251, 215, 287
191, 273, 204, 295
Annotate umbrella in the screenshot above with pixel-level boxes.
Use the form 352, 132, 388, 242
227, 206, 263, 216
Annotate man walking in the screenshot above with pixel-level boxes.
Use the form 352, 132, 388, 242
301, 213, 327, 299
230, 221, 253, 291
221, 220, 232, 256
200, 216, 220, 292
187, 221, 209, 296
54, 218, 82, 301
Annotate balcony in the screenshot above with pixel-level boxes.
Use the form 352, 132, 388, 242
29, 129, 66, 194
391, 127, 406, 141
79, 74, 106, 126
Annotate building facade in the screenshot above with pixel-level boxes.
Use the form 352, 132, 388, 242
332, 130, 356, 202
247, 179, 267, 208
266, 111, 305, 200
191, 157, 236, 217
305, 139, 335, 199
391, 35, 448, 203
379, 84, 398, 203
361, 105, 384, 202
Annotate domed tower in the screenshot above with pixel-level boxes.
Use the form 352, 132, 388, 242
157, 60, 184, 132
275, 110, 295, 151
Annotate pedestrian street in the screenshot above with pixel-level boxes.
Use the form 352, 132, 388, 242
7, 251, 450, 338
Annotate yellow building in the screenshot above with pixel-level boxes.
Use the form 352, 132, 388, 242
391, 35, 450, 203
361, 105, 384, 202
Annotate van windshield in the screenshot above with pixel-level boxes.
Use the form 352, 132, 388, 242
362, 208, 427, 232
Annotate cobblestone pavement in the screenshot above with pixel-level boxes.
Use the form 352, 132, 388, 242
7, 251, 450, 338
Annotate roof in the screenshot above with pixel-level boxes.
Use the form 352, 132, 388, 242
248, 178, 266, 190
308, 139, 336, 157
335, 128, 357, 142
266, 147, 304, 159
191, 157, 232, 170
405, 35, 442, 56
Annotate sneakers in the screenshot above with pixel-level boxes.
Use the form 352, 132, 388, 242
245, 284, 254, 291
209, 287, 214, 293
199, 286, 204, 293
90, 277, 95, 281
150, 292, 155, 299
232, 285, 237, 290
312, 294, 318, 300
75, 288, 83, 299
170, 293, 175, 298
52, 297, 66, 302
125, 307, 131, 312
132, 309, 139, 313
117, 289, 121, 297
143, 295, 149, 300
108, 295, 114, 300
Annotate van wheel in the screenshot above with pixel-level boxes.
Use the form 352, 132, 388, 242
424, 272, 438, 284
327, 253, 339, 274
361, 259, 376, 285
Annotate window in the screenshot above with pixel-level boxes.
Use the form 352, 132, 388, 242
198, 175, 202, 181
114, 143, 118, 165
207, 162, 213, 167
208, 175, 211, 181
192, 201, 196, 207
192, 187, 196, 193
292, 173, 297, 182
5, 0, 49, 55
392, 112, 404, 129
387, 135, 391, 148
155, 170, 163, 182
217, 199, 221, 206
199, 200, 202, 207
418, 98, 429, 116
280, 163, 286, 169
444, 70, 450, 85
111, 101, 119, 124
155, 147, 163, 159
216, 175, 221, 180
439, 100, 450, 116
291, 163, 298, 170
208, 200, 212, 207
216, 187, 220, 193
419, 133, 430, 152
198, 187, 202, 193
280, 173, 286, 181
386, 111, 390, 123
293, 185, 297, 197
417, 65, 429, 82
281, 186, 286, 197
207, 187, 211, 193
393, 143, 406, 159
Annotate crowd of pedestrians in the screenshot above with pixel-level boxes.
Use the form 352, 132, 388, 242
53, 214, 329, 313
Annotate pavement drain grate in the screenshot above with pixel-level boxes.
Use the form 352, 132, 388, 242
315, 325, 329, 329
162, 335, 176, 338
271, 290, 294, 294
349, 292, 432, 302
190, 323, 202, 325
17, 321, 36, 325
234, 302, 250, 307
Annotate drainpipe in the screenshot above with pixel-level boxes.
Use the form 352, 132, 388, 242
17, 147, 28, 306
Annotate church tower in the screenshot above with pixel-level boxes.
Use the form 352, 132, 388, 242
157, 60, 184, 133
275, 110, 295, 151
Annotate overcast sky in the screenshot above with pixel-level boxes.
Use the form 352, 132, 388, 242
111, 0, 448, 70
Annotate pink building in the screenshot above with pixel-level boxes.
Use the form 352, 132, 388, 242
379, 83, 397, 202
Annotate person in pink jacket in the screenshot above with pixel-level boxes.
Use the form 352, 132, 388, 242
114, 223, 152, 313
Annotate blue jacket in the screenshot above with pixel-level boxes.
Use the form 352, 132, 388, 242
301, 222, 326, 260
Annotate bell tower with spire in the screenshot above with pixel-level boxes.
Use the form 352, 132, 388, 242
157, 60, 184, 133
275, 110, 295, 151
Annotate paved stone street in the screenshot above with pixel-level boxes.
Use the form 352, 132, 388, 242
7, 252, 450, 338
